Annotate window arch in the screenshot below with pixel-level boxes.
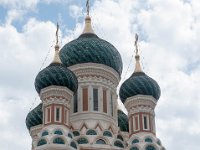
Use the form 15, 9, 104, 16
146, 145, 156, 150
117, 134, 124, 141
157, 140, 161, 146
96, 139, 106, 144
53, 137, 65, 144
54, 130, 63, 135
130, 147, 139, 150
132, 139, 139, 144
77, 137, 88, 144
70, 141, 77, 149
86, 129, 97, 135
37, 139, 47, 146
103, 131, 112, 137
41, 131, 48, 136
68, 133, 73, 139
145, 137, 153, 143
114, 140, 124, 148
73, 131, 80, 137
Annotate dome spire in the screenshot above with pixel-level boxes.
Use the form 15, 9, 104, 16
52, 23, 61, 63
134, 33, 143, 72
82, 0, 94, 34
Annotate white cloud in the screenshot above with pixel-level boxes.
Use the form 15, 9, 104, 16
0, 0, 200, 150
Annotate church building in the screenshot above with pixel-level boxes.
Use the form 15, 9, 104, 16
25, 1, 165, 150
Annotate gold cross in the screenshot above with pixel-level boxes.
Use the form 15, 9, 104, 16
56, 23, 59, 45
135, 33, 139, 55
86, 0, 90, 16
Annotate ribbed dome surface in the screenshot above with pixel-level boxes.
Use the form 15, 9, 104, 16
26, 103, 42, 130
118, 110, 129, 132
35, 63, 78, 94
119, 72, 161, 103
59, 33, 123, 76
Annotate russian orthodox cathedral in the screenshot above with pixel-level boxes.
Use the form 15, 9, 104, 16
25, 1, 165, 150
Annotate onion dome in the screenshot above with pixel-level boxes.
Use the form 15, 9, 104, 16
118, 110, 129, 132
34, 26, 78, 94
59, 16, 123, 76
26, 103, 43, 130
119, 34, 161, 103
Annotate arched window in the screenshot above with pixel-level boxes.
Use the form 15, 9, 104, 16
93, 88, 99, 111
117, 135, 124, 141
73, 92, 78, 113
145, 138, 153, 143
53, 137, 65, 144
68, 133, 73, 139
103, 131, 112, 137
130, 147, 139, 150
146, 145, 156, 150
37, 139, 47, 146
86, 129, 97, 135
73, 131, 80, 137
114, 140, 124, 148
77, 137, 88, 144
96, 139, 106, 144
41, 131, 48, 136
157, 140, 161, 146
54, 130, 63, 135
70, 141, 77, 149
132, 139, 139, 144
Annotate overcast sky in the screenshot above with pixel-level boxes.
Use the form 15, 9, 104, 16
0, 0, 200, 150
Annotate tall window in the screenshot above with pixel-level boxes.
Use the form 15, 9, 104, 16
143, 115, 149, 130
54, 107, 61, 122
110, 93, 113, 116
93, 88, 98, 111
73, 92, 78, 113
82, 88, 88, 111
45, 106, 51, 124
103, 89, 107, 113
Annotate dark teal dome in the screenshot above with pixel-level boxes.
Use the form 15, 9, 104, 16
35, 63, 78, 94
119, 72, 161, 103
26, 103, 42, 130
59, 33, 123, 76
118, 110, 129, 132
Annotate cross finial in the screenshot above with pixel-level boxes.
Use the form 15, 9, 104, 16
135, 33, 139, 55
56, 23, 59, 45
86, 0, 90, 16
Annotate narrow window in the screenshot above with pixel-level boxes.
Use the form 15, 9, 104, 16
143, 115, 149, 130
65, 109, 68, 125
103, 89, 107, 113
73, 92, 78, 113
110, 93, 113, 116
82, 88, 88, 111
45, 107, 51, 124
56, 108, 60, 122
93, 88, 98, 111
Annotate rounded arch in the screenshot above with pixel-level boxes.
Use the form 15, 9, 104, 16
144, 144, 158, 150
103, 130, 113, 137
53, 129, 64, 135
93, 136, 110, 145
53, 137, 65, 144
117, 134, 124, 141
132, 138, 140, 144
50, 135, 68, 145
77, 136, 89, 144
41, 130, 49, 137
86, 129, 97, 135
145, 137, 153, 143
68, 132, 73, 139
130, 146, 139, 150
37, 138, 48, 147
70, 140, 78, 149
113, 140, 124, 148
73, 130, 80, 137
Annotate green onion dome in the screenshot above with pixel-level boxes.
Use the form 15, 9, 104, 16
35, 63, 78, 94
59, 33, 123, 75
118, 110, 129, 132
119, 72, 161, 103
26, 103, 43, 130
